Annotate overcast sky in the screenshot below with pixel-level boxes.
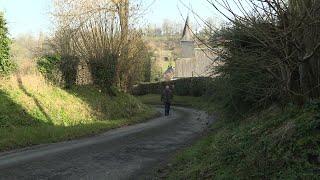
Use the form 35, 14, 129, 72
0, 0, 223, 37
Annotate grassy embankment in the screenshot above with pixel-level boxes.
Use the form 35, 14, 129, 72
138, 94, 320, 179
0, 75, 157, 152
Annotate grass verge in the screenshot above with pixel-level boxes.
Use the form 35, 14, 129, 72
159, 103, 320, 179
0, 75, 157, 152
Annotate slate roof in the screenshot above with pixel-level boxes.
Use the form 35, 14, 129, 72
181, 16, 193, 41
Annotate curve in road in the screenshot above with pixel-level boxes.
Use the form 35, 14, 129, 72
0, 106, 212, 180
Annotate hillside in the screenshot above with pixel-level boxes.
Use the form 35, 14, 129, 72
0, 74, 157, 152
159, 104, 320, 179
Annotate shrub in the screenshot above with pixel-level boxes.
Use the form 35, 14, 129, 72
174, 79, 190, 96
59, 55, 79, 88
37, 55, 83, 88
206, 24, 281, 116
37, 55, 62, 84
37, 55, 61, 75
131, 77, 212, 97
87, 53, 117, 90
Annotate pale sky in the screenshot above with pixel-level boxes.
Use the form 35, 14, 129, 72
0, 0, 222, 37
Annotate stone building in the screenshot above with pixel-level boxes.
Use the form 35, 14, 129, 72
175, 17, 216, 78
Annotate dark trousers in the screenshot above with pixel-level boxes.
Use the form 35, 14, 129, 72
165, 102, 171, 116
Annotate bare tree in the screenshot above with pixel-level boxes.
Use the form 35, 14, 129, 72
50, 0, 151, 90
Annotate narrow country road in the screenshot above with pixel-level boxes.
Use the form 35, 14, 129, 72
0, 106, 211, 180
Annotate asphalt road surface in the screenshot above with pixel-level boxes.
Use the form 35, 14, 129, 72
0, 106, 212, 180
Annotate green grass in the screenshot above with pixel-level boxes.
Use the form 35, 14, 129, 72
136, 94, 215, 112
0, 75, 157, 152
161, 103, 320, 179
138, 94, 320, 178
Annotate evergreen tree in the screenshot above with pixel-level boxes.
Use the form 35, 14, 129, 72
0, 12, 14, 75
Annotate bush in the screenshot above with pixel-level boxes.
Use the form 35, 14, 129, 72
205, 24, 282, 117
131, 77, 212, 97
37, 55, 61, 75
131, 82, 163, 96
87, 53, 117, 89
59, 55, 79, 88
37, 55, 62, 84
37, 55, 83, 88
174, 79, 190, 96
37, 53, 120, 94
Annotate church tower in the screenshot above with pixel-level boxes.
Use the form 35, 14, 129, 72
176, 16, 214, 78
180, 16, 195, 58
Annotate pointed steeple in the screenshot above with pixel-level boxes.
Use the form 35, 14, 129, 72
181, 16, 193, 41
